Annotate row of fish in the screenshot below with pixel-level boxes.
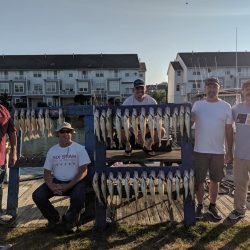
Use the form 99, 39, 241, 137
92, 169, 194, 207
94, 105, 191, 148
13, 108, 65, 141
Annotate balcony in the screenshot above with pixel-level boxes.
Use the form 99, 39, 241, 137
60, 89, 75, 95
28, 90, 44, 95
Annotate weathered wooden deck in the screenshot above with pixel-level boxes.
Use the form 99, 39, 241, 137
1, 179, 250, 228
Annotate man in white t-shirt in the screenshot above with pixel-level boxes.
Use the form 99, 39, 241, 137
192, 77, 233, 220
122, 79, 160, 156
32, 122, 91, 233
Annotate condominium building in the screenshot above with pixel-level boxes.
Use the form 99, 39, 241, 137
167, 52, 250, 103
0, 54, 146, 108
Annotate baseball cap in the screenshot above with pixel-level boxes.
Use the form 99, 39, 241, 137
55, 122, 75, 133
133, 79, 145, 88
205, 77, 220, 86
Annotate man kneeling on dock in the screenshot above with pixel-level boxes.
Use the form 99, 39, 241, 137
32, 122, 91, 233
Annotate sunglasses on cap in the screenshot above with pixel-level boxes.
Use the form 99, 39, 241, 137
59, 129, 72, 134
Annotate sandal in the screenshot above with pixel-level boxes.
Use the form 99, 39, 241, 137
143, 147, 156, 156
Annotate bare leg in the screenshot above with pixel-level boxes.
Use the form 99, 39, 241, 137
209, 180, 219, 204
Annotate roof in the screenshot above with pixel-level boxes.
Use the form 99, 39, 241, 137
170, 61, 183, 70
0, 54, 140, 70
178, 52, 250, 68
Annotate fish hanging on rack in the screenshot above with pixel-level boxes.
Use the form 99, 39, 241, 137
179, 105, 185, 137
37, 108, 45, 137
19, 108, 27, 141
149, 170, 156, 203
166, 171, 173, 205
106, 108, 115, 148
175, 170, 181, 201
163, 106, 171, 145
139, 107, 147, 147
92, 172, 103, 206
107, 172, 114, 205
141, 171, 148, 205
172, 107, 179, 143
156, 107, 163, 147
115, 109, 122, 149
25, 109, 32, 141
101, 172, 107, 204
158, 170, 165, 204
125, 171, 131, 203
94, 109, 101, 142
31, 108, 38, 139
189, 169, 195, 200
148, 107, 155, 145
123, 108, 131, 151
13, 109, 19, 134
131, 108, 139, 144
133, 171, 140, 204
183, 170, 189, 199
117, 172, 123, 204
58, 108, 65, 126
185, 106, 191, 139
45, 108, 53, 138
100, 109, 107, 144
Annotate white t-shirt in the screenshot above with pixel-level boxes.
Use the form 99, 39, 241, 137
192, 99, 233, 154
44, 142, 91, 181
122, 94, 157, 106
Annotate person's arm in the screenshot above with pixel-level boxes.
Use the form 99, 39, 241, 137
59, 165, 88, 193
225, 124, 234, 164
8, 119, 17, 167
44, 169, 62, 194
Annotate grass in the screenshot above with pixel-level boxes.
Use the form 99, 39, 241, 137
0, 220, 250, 250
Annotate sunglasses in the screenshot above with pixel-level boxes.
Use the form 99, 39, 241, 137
59, 130, 72, 134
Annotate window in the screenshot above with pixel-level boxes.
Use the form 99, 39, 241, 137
96, 72, 104, 77
177, 70, 181, 76
208, 68, 211, 73
0, 83, 9, 93
19, 71, 24, 76
192, 83, 196, 89
193, 71, 196, 75
33, 84, 42, 93
125, 73, 129, 77
78, 82, 88, 92
197, 83, 201, 88
109, 81, 120, 92
14, 83, 24, 93
134, 72, 137, 76
197, 71, 200, 75
176, 84, 180, 91
33, 72, 42, 77
46, 82, 56, 92
225, 70, 230, 75
69, 73, 73, 77
238, 68, 241, 72
47, 98, 53, 106
139, 73, 143, 77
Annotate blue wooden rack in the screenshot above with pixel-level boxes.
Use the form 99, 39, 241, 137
7, 104, 195, 229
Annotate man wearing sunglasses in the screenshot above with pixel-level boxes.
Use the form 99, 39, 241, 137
32, 122, 91, 233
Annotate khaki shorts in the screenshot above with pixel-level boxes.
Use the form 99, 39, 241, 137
193, 152, 225, 183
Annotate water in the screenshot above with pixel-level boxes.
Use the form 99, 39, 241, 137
22, 118, 85, 157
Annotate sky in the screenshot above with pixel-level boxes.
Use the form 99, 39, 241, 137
1, 0, 250, 84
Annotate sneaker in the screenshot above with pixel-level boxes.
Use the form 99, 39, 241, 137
208, 205, 222, 220
228, 210, 245, 220
196, 205, 204, 219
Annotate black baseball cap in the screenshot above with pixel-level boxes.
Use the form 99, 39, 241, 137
134, 79, 145, 88
205, 77, 220, 86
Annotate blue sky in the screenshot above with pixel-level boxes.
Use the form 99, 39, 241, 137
1, 0, 250, 84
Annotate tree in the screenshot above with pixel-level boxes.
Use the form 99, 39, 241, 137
0, 93, 12, 110
152, 90, 166, 104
